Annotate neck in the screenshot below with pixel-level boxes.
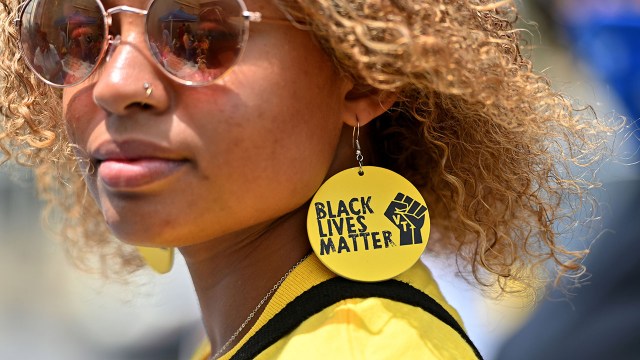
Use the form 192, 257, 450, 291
180, 205, 311, 355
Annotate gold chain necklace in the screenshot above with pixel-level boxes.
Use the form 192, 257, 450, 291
210, 253, 311, 360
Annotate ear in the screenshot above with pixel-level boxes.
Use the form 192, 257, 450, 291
342, 83, 398, 127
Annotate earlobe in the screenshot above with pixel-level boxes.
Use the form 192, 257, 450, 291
343, 84, 398, 127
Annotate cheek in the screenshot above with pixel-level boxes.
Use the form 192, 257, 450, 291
62, 86, 98, 148
174, 65, 345, 231
62, 87, 104, 202
180, 84, 343, 213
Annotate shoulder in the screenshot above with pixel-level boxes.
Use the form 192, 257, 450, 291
193, 259, 482, 360
253, 261, 480, 359
258, 296, 478, 360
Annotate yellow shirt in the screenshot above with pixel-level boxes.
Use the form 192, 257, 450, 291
192, 255, 479, 360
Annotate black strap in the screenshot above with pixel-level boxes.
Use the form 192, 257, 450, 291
231, 277, 483, 359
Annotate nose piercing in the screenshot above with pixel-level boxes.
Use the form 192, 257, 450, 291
143, 82, 153, 97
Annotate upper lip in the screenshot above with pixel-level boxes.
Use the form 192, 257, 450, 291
91, 140, 186, 163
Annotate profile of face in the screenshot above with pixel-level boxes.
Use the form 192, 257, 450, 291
62, 0, 357, 249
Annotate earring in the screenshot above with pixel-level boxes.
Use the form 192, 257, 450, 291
137, 246, 174, 274
306, 119, 431, 282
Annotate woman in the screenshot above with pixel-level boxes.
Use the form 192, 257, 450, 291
0, 0, 611, 359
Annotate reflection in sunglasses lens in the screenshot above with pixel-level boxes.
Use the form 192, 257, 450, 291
147, 0, 245, 84
20, 0, 106, 86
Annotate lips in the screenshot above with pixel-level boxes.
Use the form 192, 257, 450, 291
92, 140, 188, 190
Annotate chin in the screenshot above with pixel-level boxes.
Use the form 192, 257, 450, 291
103, 210, 228, 249
100, 208, 173, 247
106, 222, 161, 247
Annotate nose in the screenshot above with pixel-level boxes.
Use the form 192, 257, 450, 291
92, 20, 170, 115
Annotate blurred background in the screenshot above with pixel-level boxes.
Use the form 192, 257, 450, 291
0, 166, 204, 360
2, 1, 640, 359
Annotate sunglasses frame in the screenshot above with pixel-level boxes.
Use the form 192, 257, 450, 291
14, 0, 288, 87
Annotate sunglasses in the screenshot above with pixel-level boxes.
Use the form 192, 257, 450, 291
14, 0, 292, 87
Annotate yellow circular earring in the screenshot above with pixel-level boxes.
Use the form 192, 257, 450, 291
306, 121, 430, 282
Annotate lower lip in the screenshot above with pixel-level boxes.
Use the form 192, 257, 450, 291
98, 159, 186, 189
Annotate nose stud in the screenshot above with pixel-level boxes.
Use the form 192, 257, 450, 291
143, 82, 153, 97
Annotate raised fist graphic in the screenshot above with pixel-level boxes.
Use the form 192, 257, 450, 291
384, 192, 428, 246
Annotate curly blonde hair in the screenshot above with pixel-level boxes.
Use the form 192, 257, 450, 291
0, 0, 613, 293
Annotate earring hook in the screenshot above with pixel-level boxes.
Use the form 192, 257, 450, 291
353, 119, 364, 176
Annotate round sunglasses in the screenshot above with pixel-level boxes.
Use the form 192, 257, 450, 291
14, 0, 292, 87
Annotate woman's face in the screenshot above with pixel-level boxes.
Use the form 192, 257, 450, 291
63, 0, 353, 247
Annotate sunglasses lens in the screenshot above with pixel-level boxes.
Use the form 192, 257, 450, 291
147, 0, 247, 84
19, 0, 106, 87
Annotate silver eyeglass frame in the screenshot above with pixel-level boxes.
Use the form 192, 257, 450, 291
14, 0, 288, 87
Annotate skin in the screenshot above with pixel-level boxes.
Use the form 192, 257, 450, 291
62, 0, 394, 353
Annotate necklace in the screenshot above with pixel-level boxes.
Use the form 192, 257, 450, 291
210, 253, 311, 360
